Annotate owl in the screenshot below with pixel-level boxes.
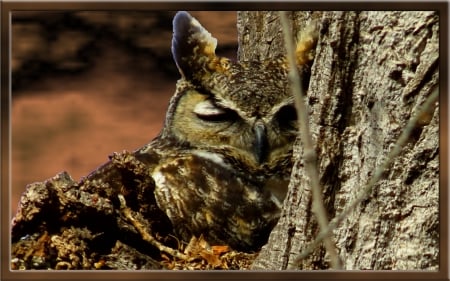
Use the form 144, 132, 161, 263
111, 11, 315, 252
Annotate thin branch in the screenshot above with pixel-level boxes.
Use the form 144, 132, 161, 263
279, 11, 342, 269
118, 194, 190, 261
293, 86, 439, 263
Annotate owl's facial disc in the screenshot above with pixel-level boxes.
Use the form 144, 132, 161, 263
193, 98, 271, 164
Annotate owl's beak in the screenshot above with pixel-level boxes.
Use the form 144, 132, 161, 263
253, 121, 268, 164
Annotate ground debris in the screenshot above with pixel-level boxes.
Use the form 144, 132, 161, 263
161, 235, 257, 270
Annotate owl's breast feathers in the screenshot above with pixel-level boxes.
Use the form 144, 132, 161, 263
138, 145, 288, 251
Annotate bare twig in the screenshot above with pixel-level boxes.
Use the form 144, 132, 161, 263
117, 194, 190, 261
293, 86, 439, 263
279, 11, 342, 269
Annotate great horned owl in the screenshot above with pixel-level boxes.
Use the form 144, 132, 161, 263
131, 11, 315, 251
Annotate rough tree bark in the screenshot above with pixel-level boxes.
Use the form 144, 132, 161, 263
238, 11, 439, 270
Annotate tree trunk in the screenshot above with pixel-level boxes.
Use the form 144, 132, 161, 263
238, 11, 439, 270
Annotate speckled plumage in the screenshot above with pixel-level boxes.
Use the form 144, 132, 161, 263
131, 11, 316, 251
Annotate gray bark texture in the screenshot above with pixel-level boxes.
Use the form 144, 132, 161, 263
238, 11, 439, 270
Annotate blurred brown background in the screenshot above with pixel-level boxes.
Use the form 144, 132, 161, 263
11, 11, 238, 214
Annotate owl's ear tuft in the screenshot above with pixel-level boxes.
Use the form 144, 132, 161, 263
294, 20, 319, 66
172, 11, 219, 80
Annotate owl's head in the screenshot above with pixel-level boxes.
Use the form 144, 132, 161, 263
161, 11, 316, 168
